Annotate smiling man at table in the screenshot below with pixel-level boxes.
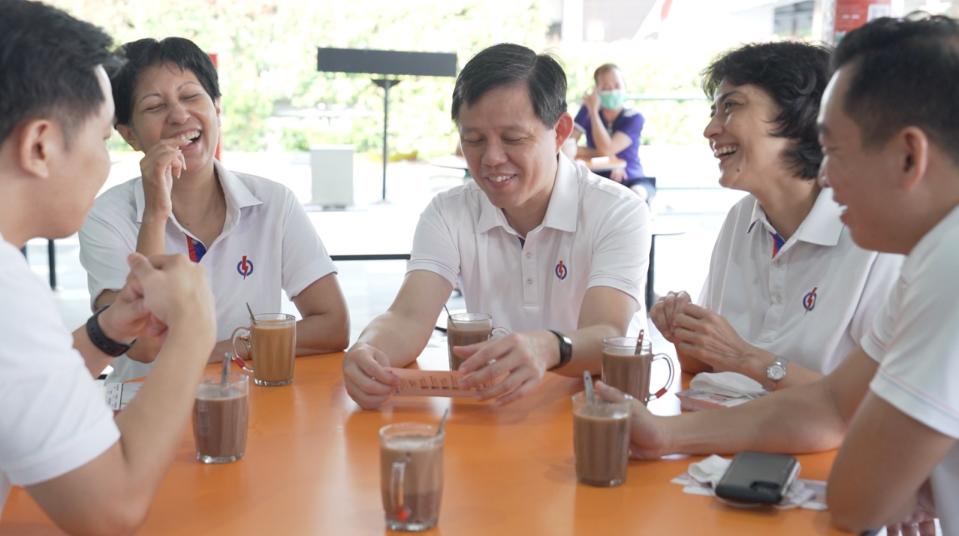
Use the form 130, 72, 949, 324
598, 15, 959, 535
344, 43, 650, 408
0, 2, 216, 534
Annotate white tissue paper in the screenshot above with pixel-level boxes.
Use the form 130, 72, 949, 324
676, 372, 767, 411
671, 455, 827, 510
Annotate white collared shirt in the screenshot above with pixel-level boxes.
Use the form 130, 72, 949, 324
408, 154, 650, 333
79, 161, 336, 381
0, 234, 119, 514
700, 189, 903, 373
861, 205, 959, 536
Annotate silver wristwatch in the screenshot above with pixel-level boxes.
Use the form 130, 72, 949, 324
765, 357, 788, 383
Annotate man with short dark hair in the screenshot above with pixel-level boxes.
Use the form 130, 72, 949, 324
0, 1, 216, 533
343, 43, 650, 409
599, 15, 959, 535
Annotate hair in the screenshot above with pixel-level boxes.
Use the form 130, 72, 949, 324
110, 37, 221, 126
0, 0, 114, 145
592, 63, 621, 83
833, 14, 959, 166
703, 42, 832, 180
451, 43, 567, 127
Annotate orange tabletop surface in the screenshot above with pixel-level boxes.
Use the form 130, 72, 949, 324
1, 352, 845, 535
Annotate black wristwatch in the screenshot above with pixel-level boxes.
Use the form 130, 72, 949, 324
547, 330, 573, 371
86, 305, 134, 357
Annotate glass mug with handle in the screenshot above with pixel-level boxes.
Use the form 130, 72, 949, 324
446, 312, 509, 371
232, 313, 296, 386
601, 338, 675, 404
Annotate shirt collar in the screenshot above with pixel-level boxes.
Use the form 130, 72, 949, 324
135, 160, 263, 223
745, 188, 843, 246
476, 154, 579, 235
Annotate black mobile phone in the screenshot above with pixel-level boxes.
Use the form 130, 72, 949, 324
714, 451, 800, 505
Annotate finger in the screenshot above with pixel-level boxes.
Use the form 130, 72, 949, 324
904, 523, 919, 536
460, 351, 511, 388
594, 381, 628, 403
126, 252, 159, 281
352, 353, 397, 386
672, 312, 706, 333
495, 377, 539, 405
477, 369, 524, 401
457, 340, 501, 375
678, 302, 712, 320
918, 520, 937, 536
346, 369, 395, 396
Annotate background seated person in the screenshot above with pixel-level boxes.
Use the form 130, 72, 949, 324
571, 63, 653, 200
79, 37, 349, 382
343, 43, 650, 410
651, 42, 901, 390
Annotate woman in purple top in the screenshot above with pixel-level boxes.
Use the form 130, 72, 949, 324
571, 63, 653, 199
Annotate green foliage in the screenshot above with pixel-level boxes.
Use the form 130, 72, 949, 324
52, 0, 721, 155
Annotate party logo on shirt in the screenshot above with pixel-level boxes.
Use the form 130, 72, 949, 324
802, 287, 817, 312
555, 260, 568, 280
236, 255, 254, 279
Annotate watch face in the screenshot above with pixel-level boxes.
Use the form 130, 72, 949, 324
767, 363, 786, 382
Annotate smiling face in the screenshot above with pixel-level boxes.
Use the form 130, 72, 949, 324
817, 66, 903, 252
457, 83, 571, 221
703, 81, 794, 192
117, 62, 220, 177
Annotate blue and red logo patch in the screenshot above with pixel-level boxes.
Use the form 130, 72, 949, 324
555, 260, 567, 280
803, 287, 817, 312
237, 255, 254, 279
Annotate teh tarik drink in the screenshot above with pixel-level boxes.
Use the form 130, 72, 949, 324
233, 313, 297, 386
572, 392, 630, 487
602, 338, 675, 405
446, 313, 493, 371
251, 316, 296, 386
379, 423, 444, 531
193, 376, 249, 464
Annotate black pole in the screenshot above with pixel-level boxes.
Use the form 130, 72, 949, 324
372, 78, 400, 201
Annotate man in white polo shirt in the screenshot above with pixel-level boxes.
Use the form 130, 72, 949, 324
598, 15, 959, 534
0, 2, 215, 532
79, 37, 349, 382
344, 43, 649, 409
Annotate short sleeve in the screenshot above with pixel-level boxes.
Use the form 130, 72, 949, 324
587, 193, 650, 312
573, 105, 589, 133
847, 251, 902, 347
0, 253, 119, 486
280, 191, 337, 298
78, 196, 138, 309
866, 246, 959, 438
407, 196, 460, 286
615, 111, 644, 144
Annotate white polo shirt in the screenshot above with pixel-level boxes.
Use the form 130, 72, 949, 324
861, 205, 959, 536
79, 160, 336, 381
408, 154, 649, 333
700, 189, 902, 374
0, 234, 119, 515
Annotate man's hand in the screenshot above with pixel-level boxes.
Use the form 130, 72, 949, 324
609, 167, 627, 183
126, 253, 215, 343
649, 290, 691, 342
671, 303, 769, 376
343, 342, 399, 410
595, 381, 669, 459
457, 331, 554, 405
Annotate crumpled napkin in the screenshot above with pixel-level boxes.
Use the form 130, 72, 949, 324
672, 455, 827, 511
690, 372, 767, 398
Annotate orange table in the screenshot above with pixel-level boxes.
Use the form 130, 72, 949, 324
1, 352, 844, 535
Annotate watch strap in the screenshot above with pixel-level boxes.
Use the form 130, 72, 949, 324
86, 305, 133, 357
547, 330, 573, 371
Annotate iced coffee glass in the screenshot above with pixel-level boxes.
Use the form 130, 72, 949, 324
572, 391, 631, 487
192, 375, 249, 464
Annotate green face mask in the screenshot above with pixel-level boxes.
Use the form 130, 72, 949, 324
599, 90, 626, 110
